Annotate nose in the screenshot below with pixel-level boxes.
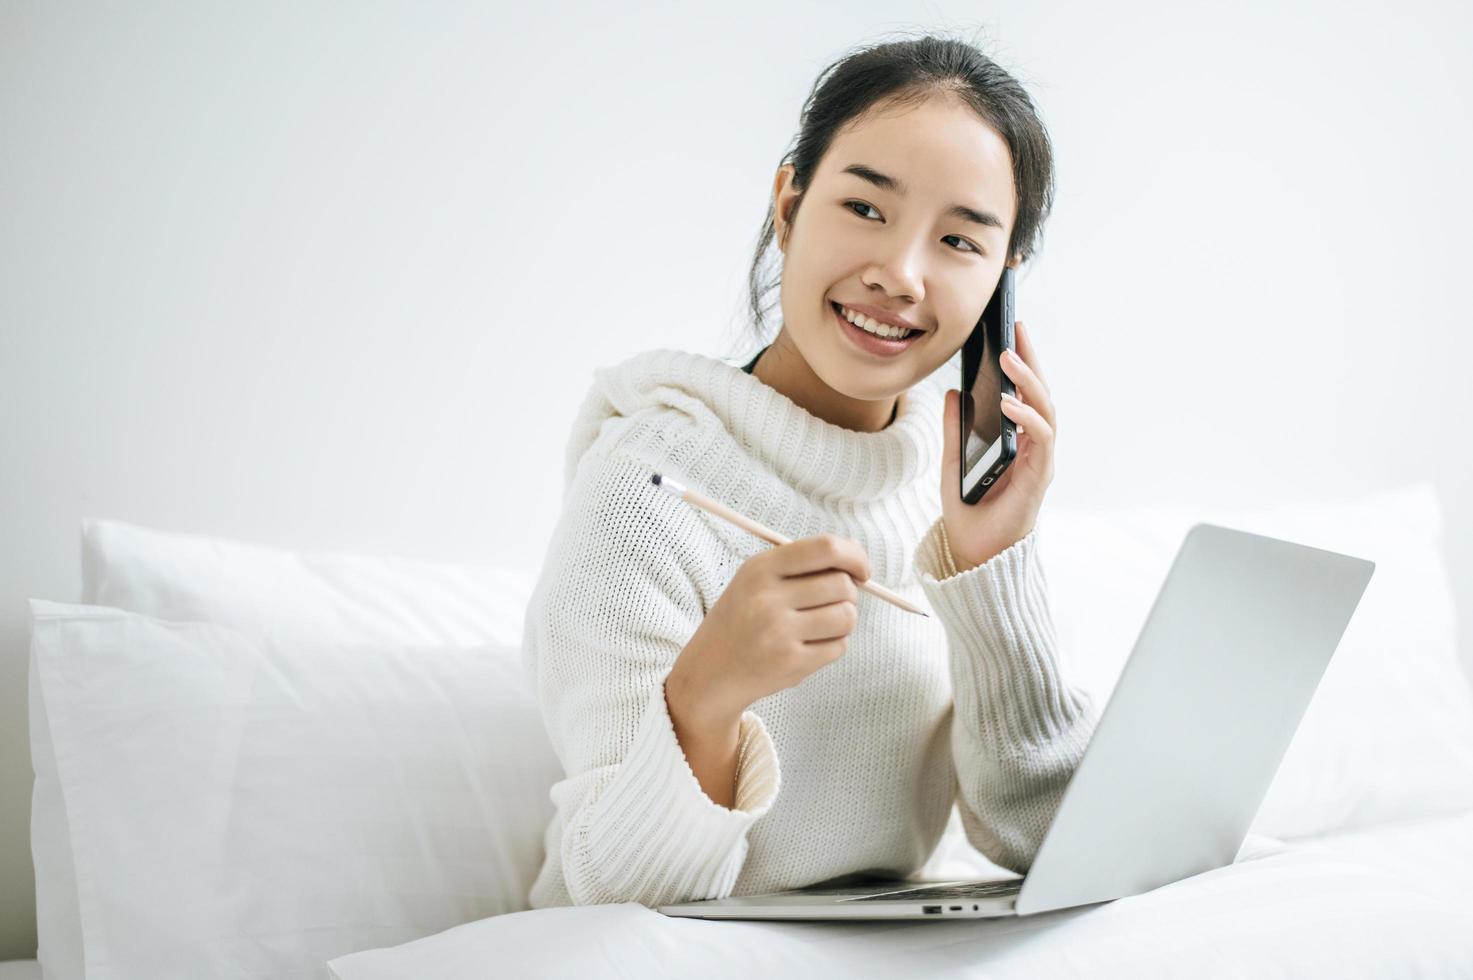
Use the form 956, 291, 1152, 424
864, 237, 925, 303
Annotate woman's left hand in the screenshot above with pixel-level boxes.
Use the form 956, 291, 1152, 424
939, 318, 1056, 572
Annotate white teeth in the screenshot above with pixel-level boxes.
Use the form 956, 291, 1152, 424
838, 304, 915, 340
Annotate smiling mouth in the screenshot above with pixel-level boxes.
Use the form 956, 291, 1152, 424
830, 301, 924, 340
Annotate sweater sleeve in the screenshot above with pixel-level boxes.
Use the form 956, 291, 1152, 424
522, 449, 782, 907
912, 515, 1098, 875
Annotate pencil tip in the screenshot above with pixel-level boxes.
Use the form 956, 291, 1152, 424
651, 473, 661, 486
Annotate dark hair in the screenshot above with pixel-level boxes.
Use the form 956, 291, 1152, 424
733, 30, 1055, 355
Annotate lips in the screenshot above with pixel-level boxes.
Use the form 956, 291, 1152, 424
831, 301, 924, 356
830, 301, 923, 338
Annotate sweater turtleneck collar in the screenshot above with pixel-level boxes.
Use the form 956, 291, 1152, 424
565, 347, 946, 504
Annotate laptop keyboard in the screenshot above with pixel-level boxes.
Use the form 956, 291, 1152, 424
779, 884, 926, 897
841, 879, 1023, 902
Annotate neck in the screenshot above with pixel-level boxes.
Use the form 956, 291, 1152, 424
751, 328, 900, 433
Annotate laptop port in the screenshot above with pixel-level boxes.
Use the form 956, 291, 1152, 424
922, 906, 942, 914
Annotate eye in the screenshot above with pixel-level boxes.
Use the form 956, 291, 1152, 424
944, 234, 983, 255
845, 201, 983, 256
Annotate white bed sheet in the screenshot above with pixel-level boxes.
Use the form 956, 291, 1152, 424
329, 808, 1473, 980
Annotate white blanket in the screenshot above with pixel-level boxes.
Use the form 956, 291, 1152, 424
328, 808, 1473, 979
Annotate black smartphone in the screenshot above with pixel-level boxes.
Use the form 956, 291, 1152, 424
959, 266, 1017, 504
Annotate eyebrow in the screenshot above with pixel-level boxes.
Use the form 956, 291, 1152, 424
841, 163, 1005, 231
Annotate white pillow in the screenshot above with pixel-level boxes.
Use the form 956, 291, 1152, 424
31, 519, 544, 980
79, 516, 536, 649
1040, 482, 1473, 839
28, 599, 562, 980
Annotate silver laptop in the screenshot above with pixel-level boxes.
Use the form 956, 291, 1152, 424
659, 522, 1375, 920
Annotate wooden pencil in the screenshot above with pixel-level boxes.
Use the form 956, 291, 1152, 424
650, 471, 929, 618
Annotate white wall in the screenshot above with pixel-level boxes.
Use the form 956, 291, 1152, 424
2, 0, 1470, 960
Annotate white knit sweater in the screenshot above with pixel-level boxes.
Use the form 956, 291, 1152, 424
521, 347, 1099, 909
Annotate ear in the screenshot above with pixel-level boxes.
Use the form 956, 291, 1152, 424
772, 164, 797, 253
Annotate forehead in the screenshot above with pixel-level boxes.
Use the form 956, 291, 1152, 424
821, 94, 1015, 213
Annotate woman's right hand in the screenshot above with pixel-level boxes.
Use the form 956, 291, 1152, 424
666, 534, 873, 729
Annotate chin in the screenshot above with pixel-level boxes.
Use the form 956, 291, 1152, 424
811, 352, 912, 403
787, 312, 914, 396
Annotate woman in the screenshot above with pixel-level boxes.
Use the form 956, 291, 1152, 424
521, 33, 1097, 909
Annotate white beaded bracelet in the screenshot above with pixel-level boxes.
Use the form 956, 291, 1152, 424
938, 518, 960, 578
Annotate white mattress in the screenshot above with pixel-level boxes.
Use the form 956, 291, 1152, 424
10, 812, 1471, 979
328, 808, 1473, 979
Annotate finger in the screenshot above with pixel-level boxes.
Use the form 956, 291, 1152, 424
794, 599, 858, 643
785, 568, 858, 611
941, 389, 961, 503
1000, 394, 1053, 451
1001, 347, 1056, 432
800, 637, 848, 663
1013, 319, 1048, 387
776, 533, 872, 583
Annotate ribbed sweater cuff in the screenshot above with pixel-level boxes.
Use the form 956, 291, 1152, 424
913, 517, 1092, 743
581, 681, 781, 902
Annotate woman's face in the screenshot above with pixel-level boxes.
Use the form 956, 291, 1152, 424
772, 93, 1020, 406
